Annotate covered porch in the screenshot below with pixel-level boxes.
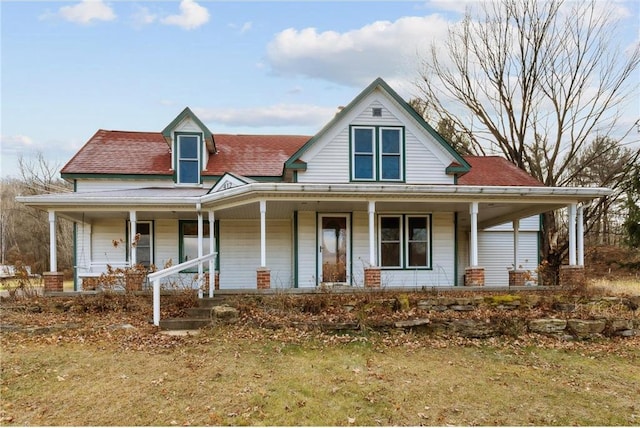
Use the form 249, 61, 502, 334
24, 182, 607, 293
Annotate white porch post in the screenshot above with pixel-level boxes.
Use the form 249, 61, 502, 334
209, 210, 215, 297
260, 199, 266, 267
568, 203, 577, 266
129, 210, 137, 266
368, 201, 376, 266
513, 219, 520, 269
197, 203, 203, 298
469, 202, 479, 267
577, 204, 584, 266
48, 210, 57, 272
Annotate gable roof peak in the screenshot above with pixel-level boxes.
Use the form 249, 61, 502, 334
161, 107, 216, 153
285, 77, 471, 173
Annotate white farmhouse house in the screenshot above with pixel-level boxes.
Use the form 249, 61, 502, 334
18, 78, 607, 302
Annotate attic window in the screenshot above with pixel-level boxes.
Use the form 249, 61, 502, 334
372, 108, 382, 117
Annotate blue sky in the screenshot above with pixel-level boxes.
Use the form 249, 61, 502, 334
1, 0, 639, 179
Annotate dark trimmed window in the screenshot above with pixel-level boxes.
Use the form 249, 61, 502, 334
351, 126, 404, 181
177, 134, 200, 184
379, 215, 431, 269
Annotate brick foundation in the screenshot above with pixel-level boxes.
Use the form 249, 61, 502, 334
257, 268, 271, 290
559, 265, 586, 288
43, 272, 64, 292
508, 270, 528, 287
364, 267, 381, 288
464, 267, 485, 286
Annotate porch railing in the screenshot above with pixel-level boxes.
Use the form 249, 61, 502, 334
148, 253, 217, 326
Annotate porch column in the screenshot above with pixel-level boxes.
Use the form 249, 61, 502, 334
568, 203, 577, 266
469, 202, 478, 267
257, 199, 270, 289
577, 204, 584, 266
208, 210, 217, 297
44, 210, 63, 292
365, 200, 380, 288
560, 203, 585, 287
129, 210, 137, 266
509, 219, 526, 286
48, 210, 57, 272
197, 203, 204, 297
368, 201, 376, 266
465, 201, 485, 286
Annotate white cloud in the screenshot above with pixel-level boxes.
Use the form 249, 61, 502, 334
161, 0, 209, 30
265, 15, 451, 87
131, 6, 157, 29
193, 104, 337, 128
57, 0, 116, 25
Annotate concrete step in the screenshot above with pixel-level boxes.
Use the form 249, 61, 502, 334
159, 318, 211, 331
185, 307, 212, 318
197, 297, 229, 308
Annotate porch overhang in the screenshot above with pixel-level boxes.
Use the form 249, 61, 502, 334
16, 182, 610, 228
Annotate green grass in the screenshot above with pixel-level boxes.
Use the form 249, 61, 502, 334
1, 327, 639, 426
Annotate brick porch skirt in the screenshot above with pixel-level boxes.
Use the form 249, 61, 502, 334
464, 267, 485, 286
508, 270, 528, 287
364, 267, 381, 288
559, 265, 586, 288
43, 272, 64, 292
257, 268, 271, 290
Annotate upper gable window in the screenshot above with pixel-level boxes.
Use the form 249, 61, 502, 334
351, 126, 404, 182
176, 133, 201, 184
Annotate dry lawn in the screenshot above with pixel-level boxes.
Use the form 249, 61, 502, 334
1, 321, 639, 426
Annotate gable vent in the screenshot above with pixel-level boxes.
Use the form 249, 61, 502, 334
372, 107, 382, 117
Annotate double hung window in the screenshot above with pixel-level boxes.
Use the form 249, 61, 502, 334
177, 134, 201, 184
351, 126, 403, 181
127, 221, 153, 268
378, 215, 431, 269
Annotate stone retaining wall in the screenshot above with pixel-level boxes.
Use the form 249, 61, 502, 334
322, 294, 640, 339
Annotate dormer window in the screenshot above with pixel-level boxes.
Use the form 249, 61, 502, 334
176, 133, 201, 184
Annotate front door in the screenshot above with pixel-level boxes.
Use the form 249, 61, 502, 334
318, 215, 350, 284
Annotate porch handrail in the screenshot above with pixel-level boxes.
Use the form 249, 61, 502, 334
148, 252, 217, 326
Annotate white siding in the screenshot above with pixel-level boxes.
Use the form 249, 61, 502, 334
174, 117, 202, 133
154, 219, 179, 269
405, 132, 453, 184
296, 212, 317, 288
297, 95, 455, 185
75, 178, 218, 192
90, 219, 127, 264
219, 219, 292, 289
478, 231, 539, 286
485, 215, 540, 232
351, 211, 370, 287
297, 127, 351, 183
76, 179, 177, 192
75, 222, 92, 273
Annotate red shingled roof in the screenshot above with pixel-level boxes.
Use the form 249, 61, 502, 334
458, 156, 545, 186
61, 130, 171, 175
61, 130, 310, 177
208, 135, 310, 176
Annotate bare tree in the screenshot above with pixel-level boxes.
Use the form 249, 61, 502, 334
0, 153, 73, 274
416, 0, 640, 277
